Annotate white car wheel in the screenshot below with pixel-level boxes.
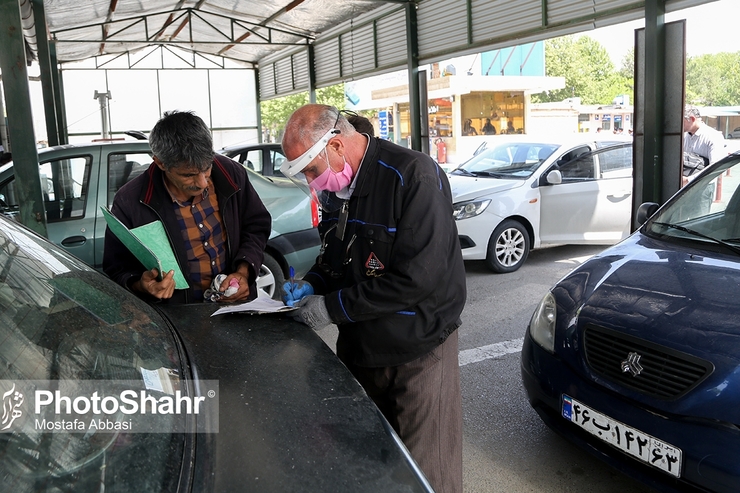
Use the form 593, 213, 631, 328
486, 220, 530, 273
256, 253, 284, 299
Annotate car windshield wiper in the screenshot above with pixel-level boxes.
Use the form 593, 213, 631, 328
653, 221, 740, 255
451, 168, 476, 176
469, 171, 508, 178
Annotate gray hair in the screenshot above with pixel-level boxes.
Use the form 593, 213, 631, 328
684, 105, 702, 120
283, 104, 357, 151
149, 110, 214, 171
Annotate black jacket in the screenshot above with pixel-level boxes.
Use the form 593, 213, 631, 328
305, 137, 466, 367
103, 154, 271, 303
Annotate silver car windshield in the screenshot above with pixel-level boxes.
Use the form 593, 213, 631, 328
645, 153, 740, 253
453, 143, 559, 179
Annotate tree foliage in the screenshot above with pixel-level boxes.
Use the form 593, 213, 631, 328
685, 52, 740, 106
532, 35, 632, 105
260, 83, 347, 142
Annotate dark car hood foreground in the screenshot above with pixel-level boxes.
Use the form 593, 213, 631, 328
553, 232, 740, 423
156, 304, 430, 493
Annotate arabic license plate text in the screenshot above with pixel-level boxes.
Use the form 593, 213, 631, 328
562, 395, 682, 478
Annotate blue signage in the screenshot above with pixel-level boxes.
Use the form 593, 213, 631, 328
379, 111, 389, 139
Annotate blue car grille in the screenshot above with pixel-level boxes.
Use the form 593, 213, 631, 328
583, 325, 714, 400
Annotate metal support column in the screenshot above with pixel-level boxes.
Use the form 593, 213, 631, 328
405, 2, 420, 151
32, 0, 59, 147
418, 70, 429, 155
307, 44, 317, 104
49, 42, 68, 144
0, 0, 47, 236
640, 0, 666, 205
633, 0, 685, 230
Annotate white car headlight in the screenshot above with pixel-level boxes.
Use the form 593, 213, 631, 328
529, 291, 556, 353
452, 199, 491, 220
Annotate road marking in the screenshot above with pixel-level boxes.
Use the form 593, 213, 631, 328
459, 337, 524, 366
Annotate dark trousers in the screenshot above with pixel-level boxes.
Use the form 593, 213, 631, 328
342, 330, 463, 493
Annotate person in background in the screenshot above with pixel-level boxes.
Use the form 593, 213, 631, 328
345, 112, 375, 137
463, 118, 478, 136
103, 110, 271, 303
281, 104, 466, 493
506, 120, 516, 134
481, 118, 496, 135
683, 105, 725, 186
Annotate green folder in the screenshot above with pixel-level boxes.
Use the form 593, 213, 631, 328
101, 207, 189, 289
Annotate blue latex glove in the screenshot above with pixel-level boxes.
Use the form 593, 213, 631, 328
282, 280, 314, 306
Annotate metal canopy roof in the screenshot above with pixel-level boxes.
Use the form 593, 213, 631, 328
39, 0, 406, 66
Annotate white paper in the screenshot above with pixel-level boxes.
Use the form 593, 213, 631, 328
211, 297, 297, 316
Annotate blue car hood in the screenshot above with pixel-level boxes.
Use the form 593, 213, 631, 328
568, 233, 740, 340
555, 232, 740, 422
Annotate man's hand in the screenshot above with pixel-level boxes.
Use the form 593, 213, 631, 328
219, 263, 251, 302
135, 268, 176, 300
292, 295, 333, 329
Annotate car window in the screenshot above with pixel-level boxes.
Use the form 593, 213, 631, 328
0, 155, 91, 222
270, 149, 286, 176
557, 146, 595, 181
108, 152, 152, 206
240, 150, 263, 173
597, 145, 633, 179
0, 218, 185, 491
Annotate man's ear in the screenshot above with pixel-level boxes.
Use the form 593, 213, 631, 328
152, 156, 167, 171
327, 137, 344, 157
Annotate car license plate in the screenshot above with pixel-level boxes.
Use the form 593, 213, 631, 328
562, 395, 682, 478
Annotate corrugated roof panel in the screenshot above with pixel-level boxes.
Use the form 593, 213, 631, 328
375, 9, 407, 70
314, 37, 341, 86
547, 0, 597, 25
470, 0, 543, 43
340, 23, 376, 77
275, 57, 294, 93
259, 63, 277, 99
291, 50, 310, 91
417, 0, 469, 55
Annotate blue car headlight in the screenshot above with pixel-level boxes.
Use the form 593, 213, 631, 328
529, 291, 556, 353
452, 199, 491, 220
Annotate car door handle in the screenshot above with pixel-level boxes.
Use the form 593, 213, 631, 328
61, 235, 87, 247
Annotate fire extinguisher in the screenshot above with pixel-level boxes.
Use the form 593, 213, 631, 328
435, 138, 447, 164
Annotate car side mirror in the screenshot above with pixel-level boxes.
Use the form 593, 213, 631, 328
635, 202, 660, 226
545, 169, 562, 185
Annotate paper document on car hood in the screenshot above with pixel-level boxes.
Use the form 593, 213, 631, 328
211, 297, 297, 316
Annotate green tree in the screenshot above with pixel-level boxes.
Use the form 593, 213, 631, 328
260, 83, 348, 142
686, 52, 740, 106
532, 35, 627, 105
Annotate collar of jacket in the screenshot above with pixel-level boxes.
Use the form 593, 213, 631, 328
352, 136, 382, 198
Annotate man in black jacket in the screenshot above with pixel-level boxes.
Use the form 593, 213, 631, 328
281, 104, 466, 493
103, 110, 271, 304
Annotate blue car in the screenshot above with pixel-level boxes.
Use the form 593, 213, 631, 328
522, 151, 740, 492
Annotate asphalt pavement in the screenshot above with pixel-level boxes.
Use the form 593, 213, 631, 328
316, 244, 656, 493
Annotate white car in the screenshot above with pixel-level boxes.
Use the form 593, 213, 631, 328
449, 135, 633, 273
728, 127, 740, 139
